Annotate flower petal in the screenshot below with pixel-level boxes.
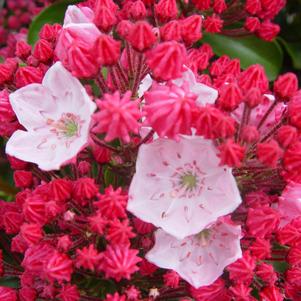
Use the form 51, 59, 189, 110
42, 62, 96, 114
63, 5, 94, 26
146, 221, 242, 288
9, 84, 56, 130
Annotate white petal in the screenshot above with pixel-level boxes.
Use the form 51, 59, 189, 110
9, 84, 56, 131
192, 83, 218, 106
42, 62, 96, 114
63, 5, 94, 26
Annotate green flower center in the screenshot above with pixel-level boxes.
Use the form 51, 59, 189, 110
63, 119, 79, 138
49, 113, 82, 140
180, 172, 198, 190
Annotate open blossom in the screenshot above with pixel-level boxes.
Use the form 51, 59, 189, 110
127, 135, 242, 239
146, 218, 242, 288
6, 62, 96, 171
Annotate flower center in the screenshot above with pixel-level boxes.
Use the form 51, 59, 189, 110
196, 229, 211, 247
170, 162, 206, 198
48, 113, 83, 141
180, 172, 198, 190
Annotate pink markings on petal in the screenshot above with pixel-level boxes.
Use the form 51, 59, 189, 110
6, 62, 96, 171
128, 135, 242, 239
146, 218, 242, 288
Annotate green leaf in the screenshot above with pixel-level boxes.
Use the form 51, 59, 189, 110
202, 33, 284, 80
27, 0, 82, 46
277, 37, 301, 69
0, 277, 19, 288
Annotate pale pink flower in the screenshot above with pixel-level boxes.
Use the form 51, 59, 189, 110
6, 62, 96, 171
146, 218, 242, 288
278, 182, 301, 226
55, 5, 101, 77
127, 135, 242, 239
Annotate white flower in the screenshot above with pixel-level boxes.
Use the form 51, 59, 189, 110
127, 135, 242, 239
6, 62, 96, 171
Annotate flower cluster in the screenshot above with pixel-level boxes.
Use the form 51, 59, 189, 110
0, 0, 299, 300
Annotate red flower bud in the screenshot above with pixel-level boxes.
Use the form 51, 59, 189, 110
239, 64, 268, 93
213, 0, 227, 13
33, 39, 54, 63
241, 125, 259, 143
94, 5, 117, 32
245, 0, 261, 14
147, 41, 187, 81
181, 15, 202, 45
277, 125, 298, 148
116, 20, 133, 39
15, 66, 43, 88
244, 87, 263, 108
274, 72, 298, 101
50, 179, 72, 202
155, 0, 178, 23
218, 83, 243, 111
15, 41, 32, 60
160, 20, 182, 42
218, 140, 245, 167
128, 21, 156, 52
94, 35, 121, 66
257, 21, 280, 42
244, 17, 260, 33
129, 0, 147, 20
257, 139, 283, 167
191, 0, 210, 10
204, 14, 223, 33
20, 223, 43, 246
39, 23, 62, 42
13, 170, 33, 188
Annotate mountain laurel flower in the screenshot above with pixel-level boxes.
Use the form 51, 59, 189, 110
127, 135, 242, 239
6, 62, 96, 171
92, 91, 142, 143
146, 218, 242, 288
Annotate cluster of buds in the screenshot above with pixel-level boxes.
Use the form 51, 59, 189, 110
0, 0, 299, 300
0, 0, 53, 58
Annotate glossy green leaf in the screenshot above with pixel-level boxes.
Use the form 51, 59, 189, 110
202, 33, 284, 80
278, 37, 301, 69
27, 0, 82, 45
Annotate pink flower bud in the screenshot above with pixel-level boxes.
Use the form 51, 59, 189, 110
94, 35, 121, 66
127, 21, 157, 52
33, 39, 54, 62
